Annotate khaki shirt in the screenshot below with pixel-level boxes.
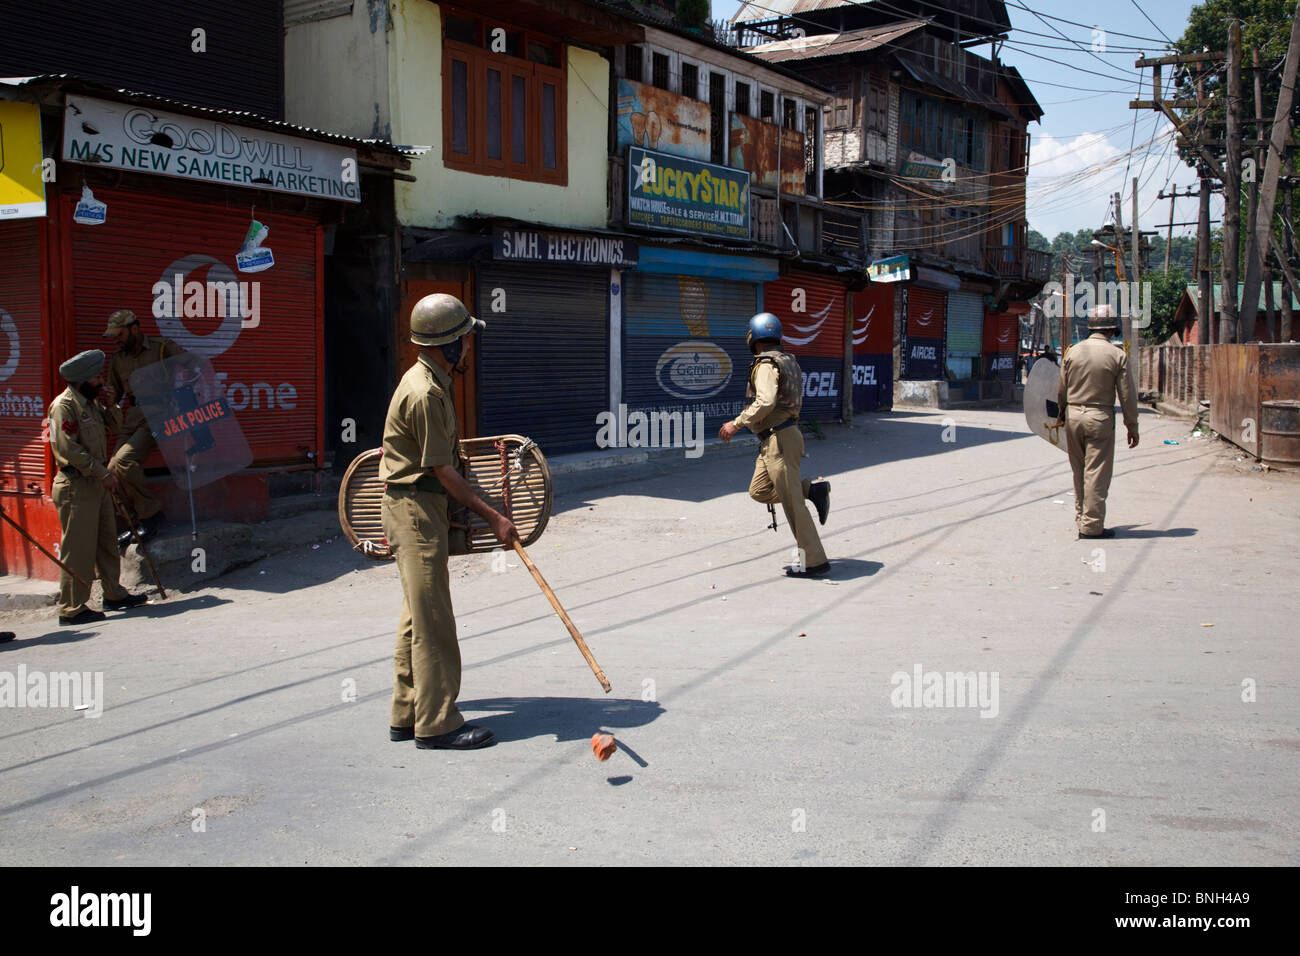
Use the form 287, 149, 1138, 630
110, 334, 183, 402
379, 354, 460, 486
1058, 333, 1139, 432
48, 386, 121, 479
735, 351, 802, 433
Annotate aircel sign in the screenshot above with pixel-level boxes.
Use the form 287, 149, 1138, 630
63, 96, 359, 203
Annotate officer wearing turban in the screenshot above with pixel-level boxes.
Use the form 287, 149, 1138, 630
47, 350, 148, 625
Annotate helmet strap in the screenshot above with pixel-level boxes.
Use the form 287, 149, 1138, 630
439, 337, 464, 367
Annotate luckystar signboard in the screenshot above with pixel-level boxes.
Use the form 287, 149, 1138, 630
626, 146, 750, 241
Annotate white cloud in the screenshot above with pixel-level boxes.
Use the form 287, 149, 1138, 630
1026, 131, 1130, 239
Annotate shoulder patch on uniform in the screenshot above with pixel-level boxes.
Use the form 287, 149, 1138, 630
61, 418, 78, 436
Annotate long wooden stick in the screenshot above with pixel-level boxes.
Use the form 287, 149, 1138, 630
111, 492, 167, 600
511, 539, 610, 693
0, 504, 90, 588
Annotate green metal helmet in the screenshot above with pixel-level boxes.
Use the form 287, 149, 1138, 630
410, 293, 486, 346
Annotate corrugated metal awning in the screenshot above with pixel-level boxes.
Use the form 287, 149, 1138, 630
746, 20, 927, 63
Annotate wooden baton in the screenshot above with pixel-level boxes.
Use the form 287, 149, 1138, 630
511, 539, 611, 693
0, 503, 90, 589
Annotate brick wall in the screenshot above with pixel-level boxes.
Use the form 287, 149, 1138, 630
1139, 345, 1211, 412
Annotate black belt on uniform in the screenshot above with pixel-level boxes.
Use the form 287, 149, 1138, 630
385, 473, 447, 495
757, 418, 798, 440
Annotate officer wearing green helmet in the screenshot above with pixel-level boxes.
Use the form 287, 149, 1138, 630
381, 293, 518, 750
719, 312, 832, 577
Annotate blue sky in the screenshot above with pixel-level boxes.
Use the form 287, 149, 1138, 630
714, 0, 1206, 242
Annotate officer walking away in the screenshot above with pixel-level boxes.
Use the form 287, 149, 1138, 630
48, 350, 149, 625
1056, 304, 1139, 539
719, 312, 832, 577
103, 309, 183, 542
381, 294, 518, 750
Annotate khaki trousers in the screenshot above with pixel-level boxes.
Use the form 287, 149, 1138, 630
748, 425, 828, 568
108, 407, 163, 521
382, 487, 462, 737
1065, 407, 1116, 535
52, 472, 128, 617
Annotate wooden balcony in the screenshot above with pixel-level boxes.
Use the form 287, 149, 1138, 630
984, 245, 1051, 284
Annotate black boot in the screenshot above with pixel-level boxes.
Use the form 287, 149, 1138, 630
808, 480, 831, 526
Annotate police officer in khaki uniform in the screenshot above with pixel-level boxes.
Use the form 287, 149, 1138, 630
48, 350, 148, 625
381, 294, 518, 750
1056, 304, 1139, 539
103, 309, 183, 540
719, 312, 832, 577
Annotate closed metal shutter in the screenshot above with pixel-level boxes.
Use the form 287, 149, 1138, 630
0, 220, 48, 496
475, 265, 608, 455
764, 271, 847, 421
65, 189, 322, 466
904, 285, 945, 379
623, 273, 757, 437
946, 291, 984, 379
852, 282, 895, 412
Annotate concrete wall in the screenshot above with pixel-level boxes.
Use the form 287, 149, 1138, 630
388, 0, 610, 230
284, 0, 392, 141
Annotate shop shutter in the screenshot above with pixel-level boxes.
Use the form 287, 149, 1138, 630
907, 286, 946, 340
475, 265, 608, 455
623, 273, 757, 437
0, 220, 48, 496
64, 189, 322, 466
852, 282, 895, 412
946, 291, 983, 380
764, 271, 847, 421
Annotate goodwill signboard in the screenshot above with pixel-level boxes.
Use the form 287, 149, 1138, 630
62, 95, 360, 203
626, 146, 750, 241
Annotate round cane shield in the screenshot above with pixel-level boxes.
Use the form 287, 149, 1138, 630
338, 436, 553, 560
1024, 358, 1067, 451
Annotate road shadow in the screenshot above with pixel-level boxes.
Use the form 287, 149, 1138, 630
824, 558, 883, 580
1108, 525, 1198, 539
458, 695, 665, 745
0, 628, 99, 652
128, 594, 233, 618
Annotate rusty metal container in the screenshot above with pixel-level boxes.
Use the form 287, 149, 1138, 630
1261, 400, 1300, 464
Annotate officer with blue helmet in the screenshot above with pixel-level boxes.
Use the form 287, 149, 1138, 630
719, 312, 831, 577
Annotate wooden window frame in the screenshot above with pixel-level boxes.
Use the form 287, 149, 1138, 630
441, 9, 568, 186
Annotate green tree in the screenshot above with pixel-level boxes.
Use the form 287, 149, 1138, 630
1145, 268, 1193, 343
676, 0, 710, 31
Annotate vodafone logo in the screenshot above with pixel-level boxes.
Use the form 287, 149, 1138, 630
0, 309, 18, 383
151, 254, 261, 360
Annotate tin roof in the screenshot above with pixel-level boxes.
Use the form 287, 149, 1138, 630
744, 19, 928, 63
0, 74, 426, 159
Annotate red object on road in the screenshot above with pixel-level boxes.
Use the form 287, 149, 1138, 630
591, 733, 616, 762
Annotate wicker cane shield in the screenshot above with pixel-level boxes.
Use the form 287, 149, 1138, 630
338, 435, 552, 559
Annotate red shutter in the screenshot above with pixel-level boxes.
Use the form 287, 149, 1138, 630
764, 271, 847, 358
907, 286, 946, 339
852, 283, 894, 354
63, 189, 322, 466
0, 219, 49, 496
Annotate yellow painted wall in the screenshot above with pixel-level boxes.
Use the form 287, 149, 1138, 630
389, 0, 610, 230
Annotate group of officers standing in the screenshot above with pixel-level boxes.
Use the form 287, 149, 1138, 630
45, 293, 1138, 753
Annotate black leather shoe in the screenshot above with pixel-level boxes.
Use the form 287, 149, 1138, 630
104, 593, 148, 611
58, 608, 107, 626
0, 632, 15, 643
390, 726, 415, 742
415, 723, 496, 750
117, 530, 135, 548
808, 480, 831, 525
785, 561, 832, 578
1078, 529, 1115, 539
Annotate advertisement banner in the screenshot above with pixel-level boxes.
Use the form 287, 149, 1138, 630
904, 336, 944, 380
493, 227, 637, 267
868, 254, 910, 283
728, 114, 805, 195
0, 100, 47, 220
626, 146, 750, 240
62, 95, 359, 203
616, 79, 711, 162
